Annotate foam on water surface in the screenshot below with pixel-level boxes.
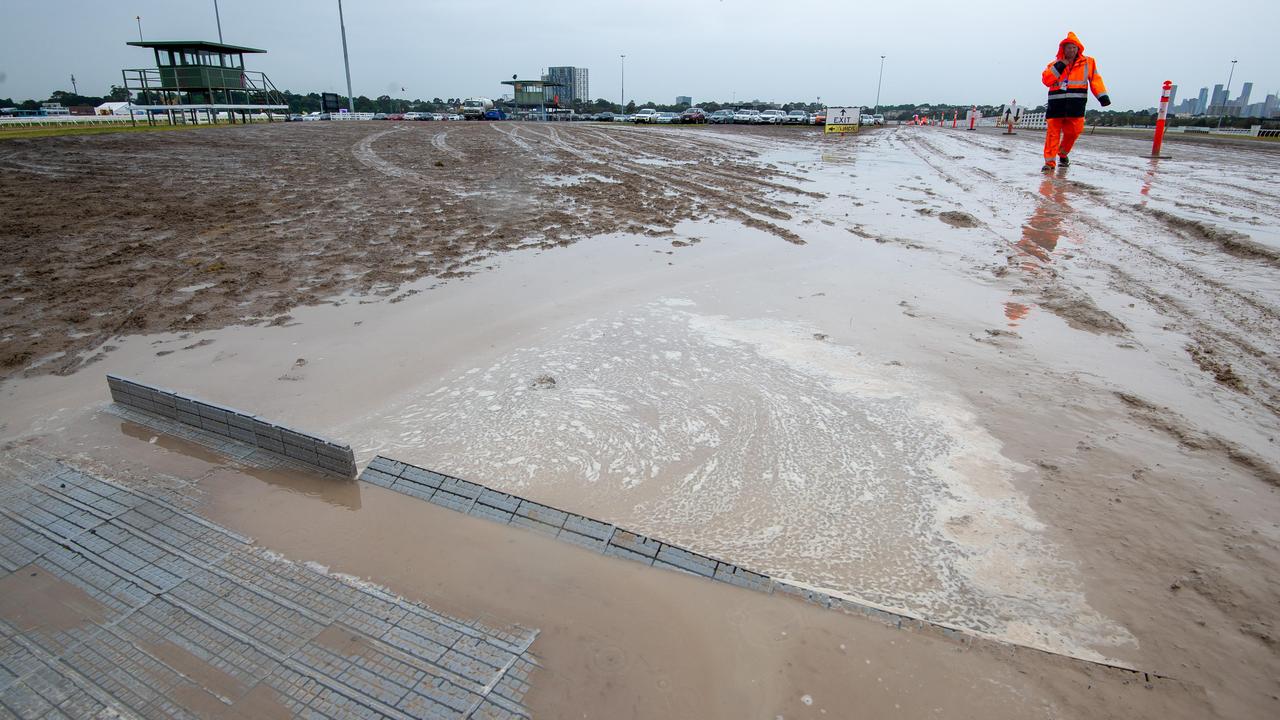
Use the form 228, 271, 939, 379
342, 298, 1133, 660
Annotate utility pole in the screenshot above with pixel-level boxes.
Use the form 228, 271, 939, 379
875, 55, 886, 115
70, 74, 78, 95
135, 16, 143, 42
214, 0, 223, 43
337, 0, 355, 113
1217, 58, 1237, 130
620, 54, 626, 114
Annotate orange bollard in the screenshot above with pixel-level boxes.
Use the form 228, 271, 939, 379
952, 109, 958, 128
968, 105, 977, 130
1150, 80, 1173, 159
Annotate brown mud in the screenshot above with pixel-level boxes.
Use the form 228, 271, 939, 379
0, 123, 816, 381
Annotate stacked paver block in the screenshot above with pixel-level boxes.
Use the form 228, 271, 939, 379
106, 374, 356, 479
0, 451, 538, 719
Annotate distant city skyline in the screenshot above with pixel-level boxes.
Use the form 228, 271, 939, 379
1169, 79, 1278, 118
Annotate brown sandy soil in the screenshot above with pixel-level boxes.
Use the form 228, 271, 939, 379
0, 123, 815, 380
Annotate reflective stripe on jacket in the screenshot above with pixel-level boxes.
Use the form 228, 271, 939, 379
1041, 32, 1108, 119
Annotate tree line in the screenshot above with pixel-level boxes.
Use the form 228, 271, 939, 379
4, 87, 1272, 129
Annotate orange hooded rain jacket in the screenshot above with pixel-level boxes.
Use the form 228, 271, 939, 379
1042, 32, 1110, 119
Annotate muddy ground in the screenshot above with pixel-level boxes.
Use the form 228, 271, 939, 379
2, 121, 1279, 718
0, 123, 810, 379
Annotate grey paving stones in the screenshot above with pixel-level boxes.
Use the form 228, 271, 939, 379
0, 450, 536, 719
105, 374, 357, 479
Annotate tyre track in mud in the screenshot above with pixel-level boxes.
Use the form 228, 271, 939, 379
910, 129, 1280, 429
430, 130, 463, 161
489, 123, 553, 162
524, 126, 805, 241
351, 126, 427, 184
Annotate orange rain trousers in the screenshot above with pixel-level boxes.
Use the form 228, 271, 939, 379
1043, 117, 1085, 164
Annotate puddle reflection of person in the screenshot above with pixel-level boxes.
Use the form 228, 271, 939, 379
1005, 177, 1073, 326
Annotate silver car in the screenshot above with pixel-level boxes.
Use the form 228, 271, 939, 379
732, 109, 759, 123
785, 110, 809, 124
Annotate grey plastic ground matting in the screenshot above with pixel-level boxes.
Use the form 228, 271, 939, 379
107, 374, 357, 479
0, 449, 537, 719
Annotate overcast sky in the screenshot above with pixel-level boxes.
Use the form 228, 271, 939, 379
2, 1, 1276, 110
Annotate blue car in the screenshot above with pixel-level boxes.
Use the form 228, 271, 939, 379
484, 109, 508, 120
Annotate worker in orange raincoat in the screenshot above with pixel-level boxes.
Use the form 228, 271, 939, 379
1040, 32, 1110, 171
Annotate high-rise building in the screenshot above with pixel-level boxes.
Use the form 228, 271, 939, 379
1167, 84, 1178, 111
1195, 87, 1209, 114
1210, 84, 1226, 114
1264, 94, 1279, 118
676, 96, 692, 106
543, 67, 589, 106
1237, 82, 1253, 108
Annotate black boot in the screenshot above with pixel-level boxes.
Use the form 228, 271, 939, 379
1059, 155, 1070, 166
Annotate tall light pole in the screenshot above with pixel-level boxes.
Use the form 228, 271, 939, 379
70, 74, 78, 95
874, 55, 886, 115
1217, 58, 1237, 130
337, 0, 354, 113
620, 54, 626, 114
135, 15, 143, 42
214, 0, 224, 43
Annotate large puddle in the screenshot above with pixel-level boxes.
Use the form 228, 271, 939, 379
336, 289, 1131, 659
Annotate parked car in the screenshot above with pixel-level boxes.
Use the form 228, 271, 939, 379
811, 109, 827, 125
656, 112, 679, 124
373, 113, 388, 120
633, 108, 661, 124
785, 110, 809, 124
680, 107, 708, 124
733, 109, 760, 123
874, 114, 885, 125
595, 112, 616, 122
483, 109, 507, 120
757, 109, 786, 124
402, 112, 421, 120
285, 113, 304, 122
447, 114, 463, 121
860, 114, 878, 125
709, 109, 734, 124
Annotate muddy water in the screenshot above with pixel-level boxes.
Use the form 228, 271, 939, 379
3, 125, 1279, 718
38, 420, 1201, 718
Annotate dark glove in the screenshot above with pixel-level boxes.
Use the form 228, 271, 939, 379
1053, 61, 1067, 73
1098, 94, 1112, 107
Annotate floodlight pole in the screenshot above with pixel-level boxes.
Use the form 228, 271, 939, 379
70, 74, 78, 95
214, 0, 223, 43
136, 16, 143, 42
337, 0, 355, 113
1217, 58, 1237, 130
875, 55, 885, 115
620, 54, 626, 114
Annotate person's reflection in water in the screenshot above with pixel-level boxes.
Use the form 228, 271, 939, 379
1005, 176, 1075, 328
